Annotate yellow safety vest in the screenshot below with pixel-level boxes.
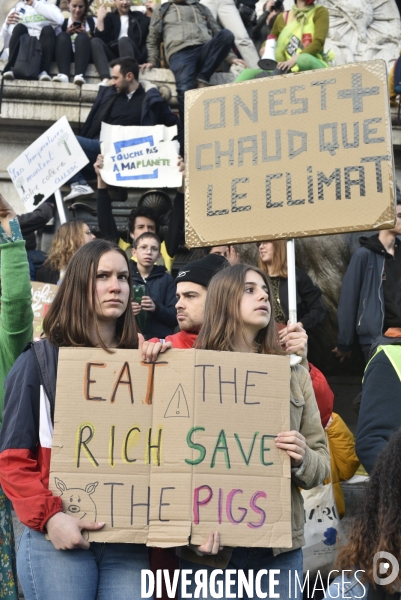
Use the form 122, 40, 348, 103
364, 345, 401, 382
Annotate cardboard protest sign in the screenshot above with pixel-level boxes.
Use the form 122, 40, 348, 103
50, 348, 292, 547
100, 124, 181, 188
7, 116, 89, 213
31, 282, 58, 337
184, 60, 395, 247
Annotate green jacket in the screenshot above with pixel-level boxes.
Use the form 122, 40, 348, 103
178, 364, 330, 567
271, 5, 329, 58
0, 240, 33, 422
147, 0, 224, 66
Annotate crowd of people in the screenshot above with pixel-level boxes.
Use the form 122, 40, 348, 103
1, 0, 401, 599
0, 0, 331, 91
0, 162, 400, 598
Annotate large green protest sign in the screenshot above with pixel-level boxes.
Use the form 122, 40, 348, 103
50, 348, 292, 547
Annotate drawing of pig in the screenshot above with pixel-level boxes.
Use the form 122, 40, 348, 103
55, 478, 99, 522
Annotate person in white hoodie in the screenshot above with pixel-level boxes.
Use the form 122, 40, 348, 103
1, 0, 63, 81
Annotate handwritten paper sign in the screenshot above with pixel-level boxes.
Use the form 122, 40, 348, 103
31, 282, 58, 337
7, 116, 89, 212
50, 348, 292, 547
184, 60, 396, 247
100, 123, 181, 188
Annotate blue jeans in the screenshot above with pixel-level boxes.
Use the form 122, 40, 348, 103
179, 547, 303, 599
17, 527, 151, 600
169, 29, 234, 123
69, 136, 101, 185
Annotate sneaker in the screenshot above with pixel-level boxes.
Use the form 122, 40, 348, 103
73, 74, 86, 86
2, 71, 15, 80
99, 78, 110, 87
38, 71, 51, 82
64, 183, 95, 201
53, 73, 69, 83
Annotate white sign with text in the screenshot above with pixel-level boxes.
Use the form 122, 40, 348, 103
7, 116, 89, 212
100, 123, 181, 188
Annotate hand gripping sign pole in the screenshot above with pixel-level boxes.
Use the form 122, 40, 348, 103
286, 239, 302, 367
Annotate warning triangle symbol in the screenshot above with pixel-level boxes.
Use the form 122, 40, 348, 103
164, 384, 190, 418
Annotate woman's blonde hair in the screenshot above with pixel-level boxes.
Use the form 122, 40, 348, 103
43, 220, 87, 273
195, 264, 282, 354
258, 240, 288, 278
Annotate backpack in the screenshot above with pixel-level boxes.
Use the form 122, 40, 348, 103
13, 33, 42, 80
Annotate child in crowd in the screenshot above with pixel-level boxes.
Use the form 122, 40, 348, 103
131, 232, 177, 339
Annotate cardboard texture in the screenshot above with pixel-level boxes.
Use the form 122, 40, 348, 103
50, 348, 292, 548
184, 60, 395, 247
31, 282, 58, 338
7, 116, 89, 212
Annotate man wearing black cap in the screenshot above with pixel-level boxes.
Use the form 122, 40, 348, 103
147, 253, 227, 351
142, 253, 308, 358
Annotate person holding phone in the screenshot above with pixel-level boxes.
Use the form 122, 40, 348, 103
53, 0, 96, 85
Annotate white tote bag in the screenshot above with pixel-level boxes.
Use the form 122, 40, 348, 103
301, 437, 341, 577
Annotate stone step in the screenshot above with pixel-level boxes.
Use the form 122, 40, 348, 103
0, 60, 235, 119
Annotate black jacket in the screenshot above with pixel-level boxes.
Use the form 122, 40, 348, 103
356, 337, 401, 473
94, 9, 149, 62
96, 187, 184, 258
278, 268, 326, 332
80, 84, 180, 144
62, 15, 96, 35
337, 235, 401, 352
131, 262, 177, 339
35, 264, 59, 285
18, 201, 55, 252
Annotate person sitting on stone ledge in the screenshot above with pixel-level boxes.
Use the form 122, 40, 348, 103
63, 56, 180, 201
141, 0, 245, 125
91, 0, 153, 86
1, 0, 64, 82
199, 0, 260, 69
52, 0, 96, 85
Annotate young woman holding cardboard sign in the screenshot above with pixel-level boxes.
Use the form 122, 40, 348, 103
0, 239, 150, 600
178, 263, 329, 598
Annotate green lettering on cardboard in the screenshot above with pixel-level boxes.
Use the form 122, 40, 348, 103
234, 432, 259, 466
211, 429, 231, 469
185, 426, 206, 465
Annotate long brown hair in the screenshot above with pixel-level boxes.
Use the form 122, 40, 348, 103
336, 429, 401, 592
43, 220, 87, 273
68, 0, 90, 22
43, 239, 138, 351
258, 240, 288, 278
195, 264, 282, 354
